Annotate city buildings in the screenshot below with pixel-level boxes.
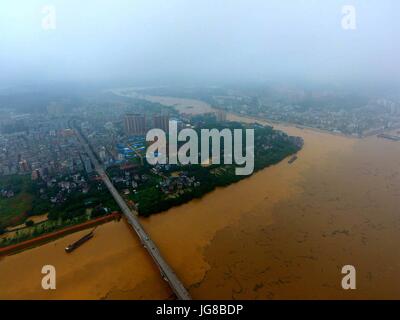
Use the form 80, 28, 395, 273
152, 114, 170, 132
215, 110, 227, 122
123, 114, 146, 136
0, 116, 86, 177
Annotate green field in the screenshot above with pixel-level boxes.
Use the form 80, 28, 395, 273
0, 175, 33, 228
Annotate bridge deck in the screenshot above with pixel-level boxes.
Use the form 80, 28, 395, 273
74, 124, 191, 300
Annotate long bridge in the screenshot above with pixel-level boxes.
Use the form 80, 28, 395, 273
73, 122, 191, 300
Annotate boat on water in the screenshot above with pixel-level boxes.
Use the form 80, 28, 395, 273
377, 133, 400, 141
288, 155, 298, 164
65, 228, 96, 253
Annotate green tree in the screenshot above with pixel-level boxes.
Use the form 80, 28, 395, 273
25, 220, 34, 227
91, 206, 107, 218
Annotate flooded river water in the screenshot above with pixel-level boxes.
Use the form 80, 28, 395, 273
1, 96, 400, 299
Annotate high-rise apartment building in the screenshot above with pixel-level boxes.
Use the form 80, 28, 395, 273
152, 114, 170, 132
216, 110, 227, 122
124, 114, 146, 136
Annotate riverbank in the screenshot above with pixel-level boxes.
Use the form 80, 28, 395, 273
1, 95, 400, 299
0, 212, 121, 257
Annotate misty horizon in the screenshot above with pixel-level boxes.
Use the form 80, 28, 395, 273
0, 0, 399, 90
3, 1, 400, 304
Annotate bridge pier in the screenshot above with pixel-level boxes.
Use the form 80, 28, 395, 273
73, 121, 192, 300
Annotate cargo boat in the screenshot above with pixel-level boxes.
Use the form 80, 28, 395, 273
288, 155, 298, 164
65, 229, 95, 253
377, 134, 400, 141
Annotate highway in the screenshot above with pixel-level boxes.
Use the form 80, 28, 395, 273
73, 123, 191, 300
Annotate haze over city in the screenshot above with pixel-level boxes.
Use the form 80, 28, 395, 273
1, 0, 400, 307
1, 0, 399, 89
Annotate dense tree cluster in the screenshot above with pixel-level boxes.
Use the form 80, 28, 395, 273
131, 121, 302, 216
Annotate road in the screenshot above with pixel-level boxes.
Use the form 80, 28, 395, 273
74, 123, 191, 300
126, 142, 144, 165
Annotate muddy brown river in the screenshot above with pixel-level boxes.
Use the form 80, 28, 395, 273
1, 96, 400, 299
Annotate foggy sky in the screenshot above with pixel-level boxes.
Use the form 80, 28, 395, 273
0, 0, 399, 88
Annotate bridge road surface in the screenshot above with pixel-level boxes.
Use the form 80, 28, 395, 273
74, 125, 192, 300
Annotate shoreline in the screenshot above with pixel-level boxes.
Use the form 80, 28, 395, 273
0, 212, 121, 257
2, 93, 400, 299
110, 89, 394, 140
